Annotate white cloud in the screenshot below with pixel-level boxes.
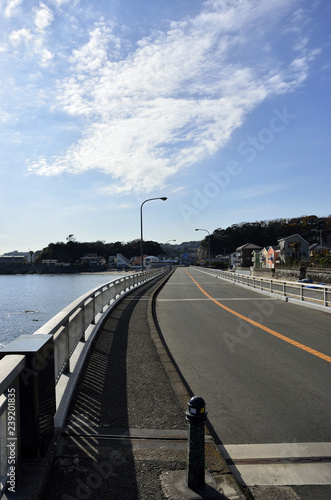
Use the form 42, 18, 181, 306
322, 62, 331, 71
9, 28, 33, 46
34, 4, 54, 31
170, 186, 185, 194
40, 47, 54, 66
4, 0, 22, 18
28, 0, 319, 194
236, 184, 288, 199
8, 8, 54, 66
0, 109, 12, 124
53, 0, 70, 5
69, 25, 119, 73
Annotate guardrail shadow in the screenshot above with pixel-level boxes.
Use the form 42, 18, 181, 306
40, 286, 154, 499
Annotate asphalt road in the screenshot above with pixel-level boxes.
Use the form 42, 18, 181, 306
155, 266, 331, 499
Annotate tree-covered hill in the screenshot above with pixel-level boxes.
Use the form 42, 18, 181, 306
35, 237, 163, 264
209, 215, 331, 256
34, 215, 331, 264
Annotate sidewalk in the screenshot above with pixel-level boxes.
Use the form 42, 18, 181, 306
38, 272, 248, 500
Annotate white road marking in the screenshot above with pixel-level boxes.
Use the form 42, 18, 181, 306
218, 443, 331, 486
156, 297, 277, 301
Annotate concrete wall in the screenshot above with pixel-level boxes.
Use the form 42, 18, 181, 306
252, 267, 331, 284
306, 268, 331, 285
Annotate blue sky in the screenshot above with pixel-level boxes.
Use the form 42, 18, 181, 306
0, 0, 330, 253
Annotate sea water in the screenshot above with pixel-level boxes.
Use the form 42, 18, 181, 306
0, 273, 125, 348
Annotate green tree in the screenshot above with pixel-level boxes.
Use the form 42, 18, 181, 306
289, 241, 301, 260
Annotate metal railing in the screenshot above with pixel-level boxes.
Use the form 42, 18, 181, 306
33, 268, 163, 384
0, 267, 166, 496
211, 269, 331, 308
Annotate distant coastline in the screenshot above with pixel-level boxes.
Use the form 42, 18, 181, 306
0, 265, 110, 275
0, 265, 141, 276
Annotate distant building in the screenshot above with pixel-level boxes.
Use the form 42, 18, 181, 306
40, 259, 71, 267
144, 256, 158, 268
236, 243, 262, 268
131, 255, 168, 269
215, 254, 230, 265
0, 255, 27, 266
2, 250, 36, 262
259, 247, 269, 268
108, 256, 116, 268
81, 254, 106, 267
252, 249, 263, 268
230, 251, 239, 268
116, 253, 130, 269
130, 255, 145, 268
267, 246, 280, 269
277, 234, 309, 263
309, 243, 330, 258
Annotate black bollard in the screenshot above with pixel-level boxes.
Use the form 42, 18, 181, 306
186, 396, 207, 491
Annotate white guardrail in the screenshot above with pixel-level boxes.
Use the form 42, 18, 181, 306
0, 267, 167, 496
208, 269, 331, 308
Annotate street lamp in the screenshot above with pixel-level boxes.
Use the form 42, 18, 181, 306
165, 239, 176, 265
195, 228, 210, 268
140, 197, 167, 272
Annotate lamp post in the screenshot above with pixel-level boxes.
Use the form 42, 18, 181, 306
165, 239, 176, 264
29, 249, 34, 265
195, 228, 210, 268
140, 197, 167, 272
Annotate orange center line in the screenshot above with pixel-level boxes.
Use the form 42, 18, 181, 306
185, 270, 331, 364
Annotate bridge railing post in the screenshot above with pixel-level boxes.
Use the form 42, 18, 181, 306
0, 355, 25, 495
0, 335, 56, 459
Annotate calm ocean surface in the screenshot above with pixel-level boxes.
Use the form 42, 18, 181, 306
0, 273, 125, 349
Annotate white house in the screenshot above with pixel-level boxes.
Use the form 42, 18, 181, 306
144, 256, 158, 268
230, 251, 239, 268
116, 253, 130, 269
